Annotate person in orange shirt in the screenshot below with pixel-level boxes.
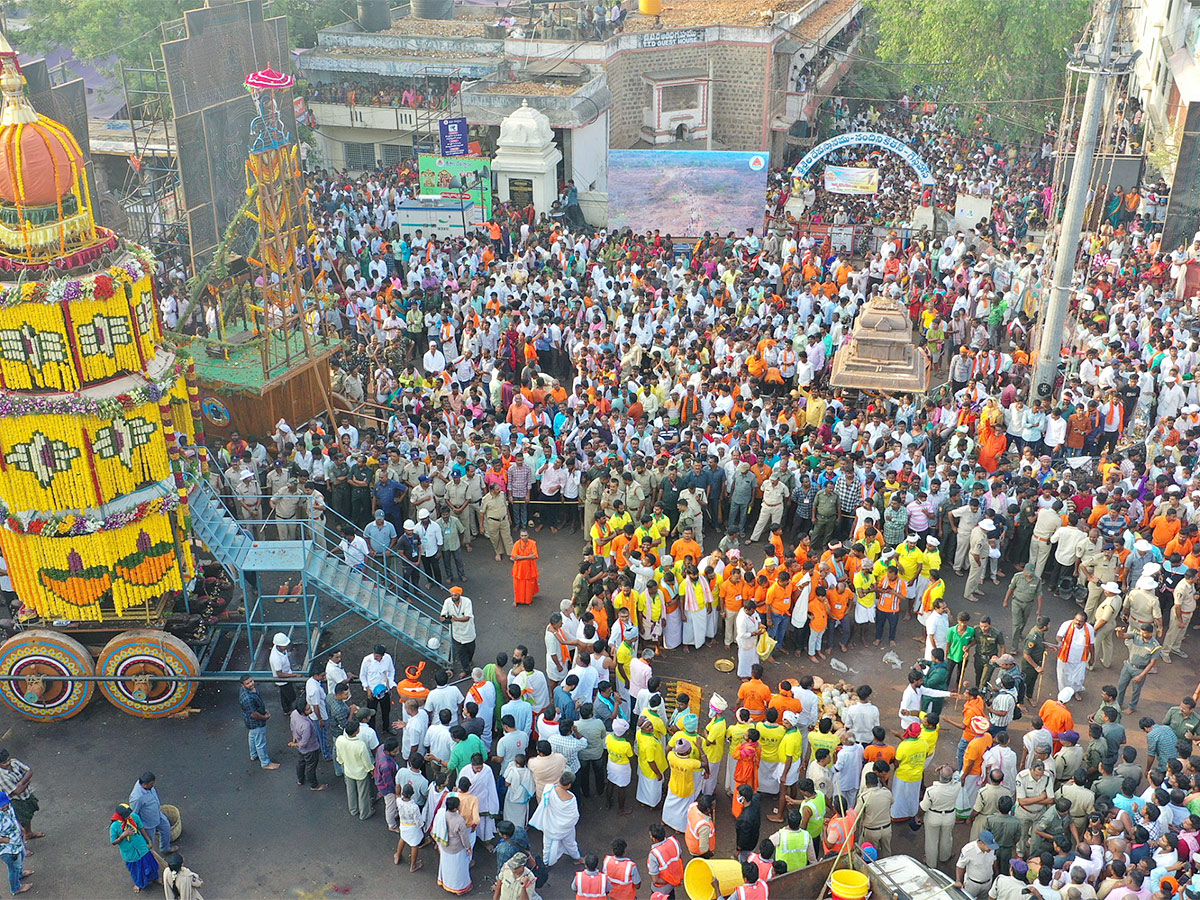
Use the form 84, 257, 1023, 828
826, 578, 852, 653
768, 526, 785, 564
721, 569, 750, 648
765, 572, 795, 647
610, 523, 637, 570
1165, 524, 1197, 560
1150, 507, 1183, 550
752, 575, 770, 616
807, 585, 830, 660
737, 664, 772, 722
958, 720, 993, 815
769, 681, 802, 720
670, 530, 703, 569
874, 565, 906, 647
976, 419, 1009, 474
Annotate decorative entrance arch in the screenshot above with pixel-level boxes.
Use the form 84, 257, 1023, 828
793, 131, 936, 185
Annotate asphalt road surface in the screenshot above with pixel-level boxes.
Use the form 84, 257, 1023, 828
6, 529, 1197, 900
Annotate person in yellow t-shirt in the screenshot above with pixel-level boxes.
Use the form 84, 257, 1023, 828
757, 707, 788, 795
662, 738, 705, 832
890, 723, 929, 822
604, 718, 635, 815
700, 700, 728, 796
635, 717, 667, 808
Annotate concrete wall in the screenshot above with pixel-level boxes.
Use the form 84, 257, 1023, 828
605, 41, 770, 150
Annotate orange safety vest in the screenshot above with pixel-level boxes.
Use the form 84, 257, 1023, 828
603, 856, 637, 900
574, 869, 609, 900
685, 802, 715, 855
735, 880, 769, 900
877, 577, 905, 614
649, 837, 684, 886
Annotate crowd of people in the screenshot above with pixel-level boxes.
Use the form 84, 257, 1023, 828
146, 85, 1200, 900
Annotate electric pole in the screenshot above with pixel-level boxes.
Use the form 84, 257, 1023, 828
1030, 0, 1121, 403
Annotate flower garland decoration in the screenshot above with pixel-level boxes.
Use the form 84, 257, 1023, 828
0, 242, 154, 309
0, 493, 181, 538
0, 362, 184, 418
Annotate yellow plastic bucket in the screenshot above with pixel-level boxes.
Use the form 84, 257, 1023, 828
830, 868, 870, 900
685, 858, 744, 900
639, 0, 662, 14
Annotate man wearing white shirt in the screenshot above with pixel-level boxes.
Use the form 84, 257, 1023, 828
306, 667, 331, 760
359, 644, 396, 733
424, 668, 465, 727
841, 685, 881, 744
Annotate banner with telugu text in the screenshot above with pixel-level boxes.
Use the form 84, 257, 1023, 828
823, 165, 879, 195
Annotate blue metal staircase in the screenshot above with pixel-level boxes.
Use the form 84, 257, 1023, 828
187, 478, 452, 668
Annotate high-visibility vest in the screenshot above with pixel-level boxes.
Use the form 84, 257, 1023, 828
802, 794, 826, 842
603, 855, 637, 900
649, 837, 684, 886
776, 827, 811, 872
735, 878, 770, 900
574, 869, 609, 900
685, 802, 715, 855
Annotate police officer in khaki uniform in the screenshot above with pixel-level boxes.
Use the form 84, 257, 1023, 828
1080, 543, 1121, 618
1091, 582, 1123, 670
271, 477, 305, 541
445, 471, 473, 548
1003, 564, 1043, 648
1123, 575, 1163, 637
480, 481, 513, 561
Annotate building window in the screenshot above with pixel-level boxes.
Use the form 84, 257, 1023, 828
660, 83, 700, 112
380, 143, 412, 167
344, 141, 376, 170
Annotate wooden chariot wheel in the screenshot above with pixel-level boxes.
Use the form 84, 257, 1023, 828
95, 629, 200, 718
0, 629, 95, 721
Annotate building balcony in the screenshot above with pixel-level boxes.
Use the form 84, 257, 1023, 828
307, 101, 422, 132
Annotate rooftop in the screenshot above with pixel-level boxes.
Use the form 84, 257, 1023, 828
382, 12, 499, 38
621, 0, 814, 31
477, 80, 582, 95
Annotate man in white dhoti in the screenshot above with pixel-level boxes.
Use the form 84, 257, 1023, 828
465, 758, 499, 842
735, 600, 762, 679
432, 795, 472, 895
682, 574, 712, 650
502, 757, 535, 828
528, 771, 582, 866
1055, 612, 1095, 700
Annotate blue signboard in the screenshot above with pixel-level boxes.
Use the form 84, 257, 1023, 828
439, 117, 469, 157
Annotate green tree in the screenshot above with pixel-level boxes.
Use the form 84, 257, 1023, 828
865, 0, 1091, 136
17, 0, 200, 68
15, 0, 351, 71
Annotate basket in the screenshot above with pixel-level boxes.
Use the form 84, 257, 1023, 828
161, 804, 182, 841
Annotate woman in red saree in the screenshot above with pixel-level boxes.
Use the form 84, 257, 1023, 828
511, 530, 539, 606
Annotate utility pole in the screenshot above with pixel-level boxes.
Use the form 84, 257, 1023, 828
1030, 0, 1121, 403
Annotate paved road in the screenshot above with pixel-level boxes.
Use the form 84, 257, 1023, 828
7, 530, 1197, 899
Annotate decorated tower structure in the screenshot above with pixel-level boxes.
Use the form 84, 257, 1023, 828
0, 39, 201, 720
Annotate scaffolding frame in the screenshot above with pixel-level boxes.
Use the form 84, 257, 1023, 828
118, 35, 187, 264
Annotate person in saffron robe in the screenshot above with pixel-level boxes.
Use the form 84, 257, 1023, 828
732, 728, 761, 818
511, 530, 539, 606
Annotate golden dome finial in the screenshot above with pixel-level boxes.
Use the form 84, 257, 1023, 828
0, 33, 36, 127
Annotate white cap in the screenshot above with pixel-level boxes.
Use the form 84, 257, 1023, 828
906, 534, 918, 542
272, 632, 290, 647
1143, 563, 1162, 578
418, 509, 430, 519
403, 519, 415, 530
1102, 582, 1120, 593
980, 519, 996, 532
926, 537, 940, 547
1135, 539, 1152, 552
1057, 686, 1074, 703
1136, 576, 1158, 591
709, 693, 728, 714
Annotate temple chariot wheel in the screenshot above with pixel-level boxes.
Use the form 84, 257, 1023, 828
0, 629, 95, 721
96, 629, 200, 718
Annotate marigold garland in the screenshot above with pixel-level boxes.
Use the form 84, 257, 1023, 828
0, 493, 181, 538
